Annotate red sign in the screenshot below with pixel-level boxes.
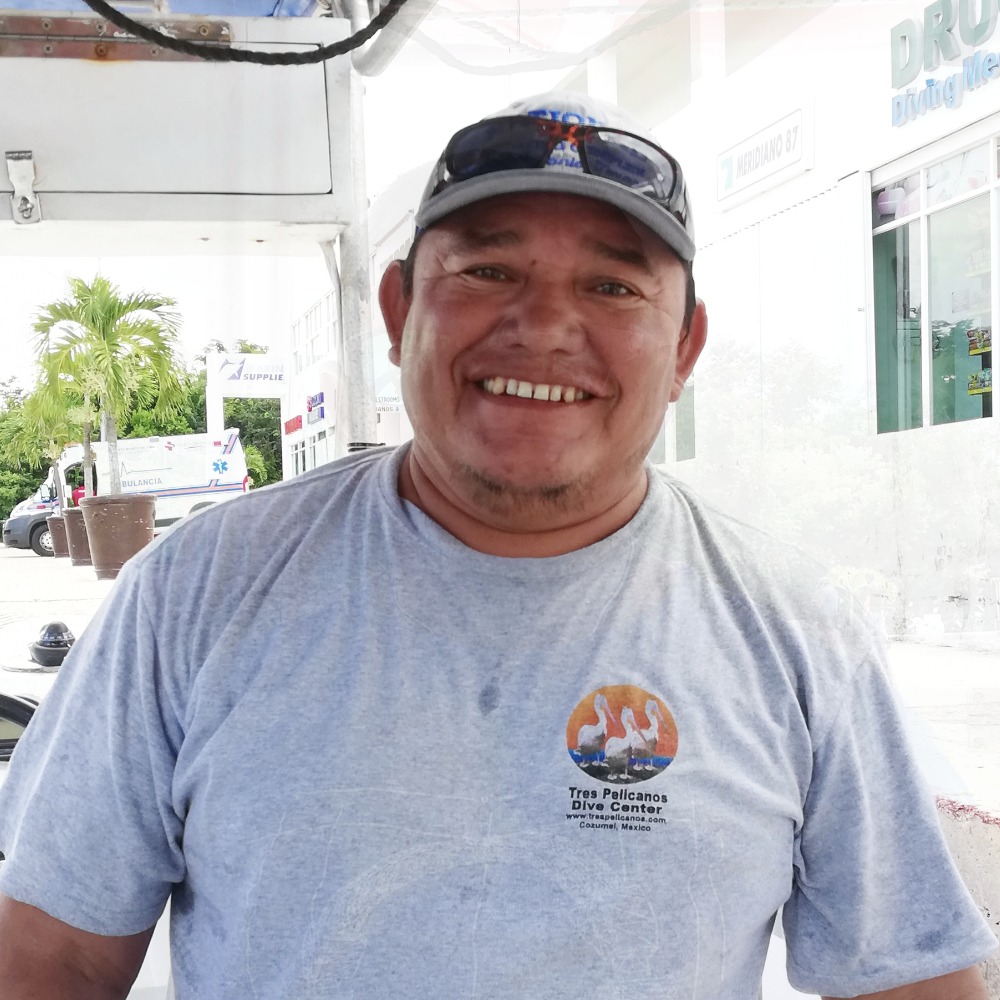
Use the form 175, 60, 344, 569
283, 415, 303, 435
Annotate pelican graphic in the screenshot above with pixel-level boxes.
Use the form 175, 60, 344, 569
576, 692, 612, 763
603, 706, 642, 781
636, 699, 666, 770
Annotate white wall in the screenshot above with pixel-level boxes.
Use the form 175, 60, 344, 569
645, 0, 1000, 644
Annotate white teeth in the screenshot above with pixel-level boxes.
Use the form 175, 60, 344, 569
481, 377, 588, 402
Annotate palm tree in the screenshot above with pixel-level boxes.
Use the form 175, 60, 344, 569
8, 387, 84, 511
32, 276, 184, 496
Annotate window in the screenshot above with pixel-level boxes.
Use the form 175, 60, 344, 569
873, 223, 921, 432
872, 141, 994, 432
290, 290, 339, 376
290, 440, 306, 477
929, 194, 992, 424
309, 430, 329, 470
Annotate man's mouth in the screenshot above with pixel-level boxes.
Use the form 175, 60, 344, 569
478, 377, 593, 403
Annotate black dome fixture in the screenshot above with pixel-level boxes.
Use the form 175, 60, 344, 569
28, 621, 75, 669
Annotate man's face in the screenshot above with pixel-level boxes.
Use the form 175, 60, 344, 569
381, 191, 706, 524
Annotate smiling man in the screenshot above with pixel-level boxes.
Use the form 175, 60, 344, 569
0, 93, 996, 1000
380, 189, 703, 556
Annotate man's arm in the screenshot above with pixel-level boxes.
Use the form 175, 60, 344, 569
822, 964, 989, 1000
0, 892, 153, 1000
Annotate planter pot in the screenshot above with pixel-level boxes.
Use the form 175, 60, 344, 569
79, 494, 156, 581
62, 508, 92, 567
45, 515, 70, 558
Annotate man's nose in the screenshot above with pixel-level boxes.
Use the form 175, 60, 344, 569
500, 277, 586, 351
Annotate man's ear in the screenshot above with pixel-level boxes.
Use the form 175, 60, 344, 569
379, 260, 410, 368
669, 299, 707, 402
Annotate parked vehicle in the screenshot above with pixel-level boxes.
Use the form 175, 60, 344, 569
1, 491, 59, 556
2, 430, 249, 556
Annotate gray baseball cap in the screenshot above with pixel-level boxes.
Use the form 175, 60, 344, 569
415, 91, 695, 262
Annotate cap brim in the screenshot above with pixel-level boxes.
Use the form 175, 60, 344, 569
415, 169, 695, 263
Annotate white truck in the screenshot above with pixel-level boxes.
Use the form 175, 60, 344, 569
3, 430, 249, 556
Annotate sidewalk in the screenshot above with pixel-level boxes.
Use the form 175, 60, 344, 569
887, 641, 1000, 819
0, 547, 115, 701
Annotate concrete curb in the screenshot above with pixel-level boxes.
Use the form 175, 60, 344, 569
936, 800, 1000, 991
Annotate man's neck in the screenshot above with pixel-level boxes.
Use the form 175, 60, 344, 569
397, 448, 649, 558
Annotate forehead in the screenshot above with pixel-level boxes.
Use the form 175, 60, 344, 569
425, 192, 681, 269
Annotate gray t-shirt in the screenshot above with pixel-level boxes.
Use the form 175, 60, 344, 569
0, 446, 994, 999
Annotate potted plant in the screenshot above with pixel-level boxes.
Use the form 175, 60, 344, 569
33, 276, 183, 579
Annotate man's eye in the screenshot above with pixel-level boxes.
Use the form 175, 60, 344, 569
466, 266, 507, 280
596, 281, 633, 297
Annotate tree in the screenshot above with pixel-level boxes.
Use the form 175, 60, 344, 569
32, 276, 186, 496
0, 387, 47, 521
0, 375, 86, 518
243, 443, 270, 487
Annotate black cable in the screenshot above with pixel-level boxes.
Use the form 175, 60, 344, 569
76, 0, 410, 65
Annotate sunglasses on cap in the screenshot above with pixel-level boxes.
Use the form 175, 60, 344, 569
427, 115, 690, 231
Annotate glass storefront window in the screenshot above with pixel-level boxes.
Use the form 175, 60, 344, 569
928, 193, 992, 425
926, 143, 989, 208
872, 173, 920, 227
873, 222, 922, 432
873, 136, 997, 433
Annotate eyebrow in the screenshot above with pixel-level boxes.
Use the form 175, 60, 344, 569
585, 239, 655, 275
447, 229, 523, 253
445, 229, 656, 274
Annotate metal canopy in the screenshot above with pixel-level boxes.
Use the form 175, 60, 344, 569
0, 0, 317, 16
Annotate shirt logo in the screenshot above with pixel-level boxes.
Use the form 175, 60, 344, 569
566, 685, 677, 784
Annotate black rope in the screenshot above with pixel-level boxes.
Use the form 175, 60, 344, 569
76, 0, 410, 65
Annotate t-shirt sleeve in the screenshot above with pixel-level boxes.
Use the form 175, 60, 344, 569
0, 559, 185, 935
782, 653, 998, 995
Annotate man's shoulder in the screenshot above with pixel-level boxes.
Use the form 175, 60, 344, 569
650, 468, 818, 573
649, 468, 883, 665
132, 446, 400, 575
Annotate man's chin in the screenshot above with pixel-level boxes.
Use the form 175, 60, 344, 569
454, 461, 594, 517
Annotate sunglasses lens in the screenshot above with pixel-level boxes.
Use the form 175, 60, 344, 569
435, 117, 688, 233
585, 131, 677, 204
447, 119, 553, 179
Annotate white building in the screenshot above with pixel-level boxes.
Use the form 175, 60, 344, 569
281, 288, 339, 479
280, 164, 426, 479
574, 0, 1000, 648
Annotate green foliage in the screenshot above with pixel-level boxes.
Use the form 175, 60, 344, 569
183, 369, 208, 433
0, 389, 48, 520
32, 275, 186, 495
0, 400, 45, 473
33, 276, 184, 427
0, 467, 45, 522
224, 396, 281, 484
242, 443, 270, 487
124, 408, 199, 438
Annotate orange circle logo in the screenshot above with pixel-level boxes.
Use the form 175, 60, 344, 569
566, 685, 678, 784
